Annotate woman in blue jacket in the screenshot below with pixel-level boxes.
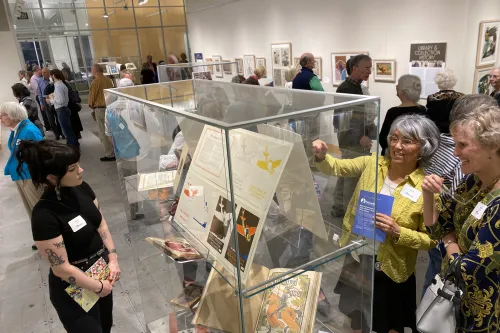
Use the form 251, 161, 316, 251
1, 102, 43, 249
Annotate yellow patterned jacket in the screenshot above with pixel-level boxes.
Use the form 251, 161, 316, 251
316, 153, 437, 283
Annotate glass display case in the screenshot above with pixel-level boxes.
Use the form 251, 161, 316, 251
158, 61, 239, 83
104, 79, 381, 333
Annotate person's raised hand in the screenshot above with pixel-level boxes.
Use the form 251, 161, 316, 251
421, 174, 444, 194
312, 140, 328, 161
359, 135, 373, 149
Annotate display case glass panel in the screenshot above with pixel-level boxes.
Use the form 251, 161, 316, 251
158, 61, 239, 83
105, 79, 380, 333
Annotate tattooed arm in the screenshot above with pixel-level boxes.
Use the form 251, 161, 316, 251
94, 198, 120, 284
35, 236, 105, 294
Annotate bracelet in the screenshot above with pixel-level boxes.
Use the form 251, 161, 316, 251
108, 249, 117, 254
97, 281, 104, 294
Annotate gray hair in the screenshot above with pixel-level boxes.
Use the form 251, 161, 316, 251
0, 102, 28, 122
18, 70, 26, 76
387, 114, 440, 167
398, 74, 422, 102
32, 65, 40, 72
450, 94, 497, 123
284, 66, 298, 82
117, 78, 134, 88
450, 104, 500, 150
351, 54, 372, 68
434, 69, 457, 90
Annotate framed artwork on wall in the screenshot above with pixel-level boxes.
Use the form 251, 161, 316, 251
314, 57, 322, 80
256, 57, 267, 78
373, 59, 396, 82
476, 20, 500, 68
294, 57, 301, 69
331, 51, 369, 87
212, 55, 223, 78
273, 68, 286, 87
243, 55, 256, 78
271, 43, 292, 68
222, 60, 232, 74
473, 66, 493, 94
235, 58, 244, 75
205, 58, 213, 73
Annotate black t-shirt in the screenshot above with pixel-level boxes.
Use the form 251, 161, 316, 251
379, 105, 427, 155
32, 182, 103, 262
141, 69, 155, 84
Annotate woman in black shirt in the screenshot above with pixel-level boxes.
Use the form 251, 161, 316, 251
16, 140, 120, 333
379, 74, 426, 155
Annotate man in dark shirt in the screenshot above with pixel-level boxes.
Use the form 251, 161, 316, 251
332, 54, 377, 217
489, 67, 500, 106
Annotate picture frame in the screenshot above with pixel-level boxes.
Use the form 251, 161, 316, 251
373, 59, 396, 82
313, 57, 322, 80
243, 55, 256, 78
222, 60, 232, 75
205, 58, 213, 73
235, 58, 244, 76
293, 57, 301, 69
256, 57, 267, 78
273, 68, 286, 87
331, 51, 369, 87
473, 66, 493, 94
271, 43, 292, 68
192, 71, 213, 81
476, 20, 500, 68
212, 55, 223, 78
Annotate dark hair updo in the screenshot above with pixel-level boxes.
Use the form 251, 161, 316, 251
16, 140, 80, 188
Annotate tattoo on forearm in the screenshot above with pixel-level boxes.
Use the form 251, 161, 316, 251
68, 276, 76, 285
45, 249, 65, 266
99, 230, 108, 241
53, 241, 65, 249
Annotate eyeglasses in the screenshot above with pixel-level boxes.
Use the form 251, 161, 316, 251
489, 75, 500, 79
389, 136, 419, 147
364, 66, 372, 72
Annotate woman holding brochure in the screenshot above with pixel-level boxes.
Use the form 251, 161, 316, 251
16, 140, 120, 333
312, 114, 440, 333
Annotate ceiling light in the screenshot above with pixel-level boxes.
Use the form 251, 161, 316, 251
138, 0, 148, 6
103, 12, 108, 18
146, 9, 167, 17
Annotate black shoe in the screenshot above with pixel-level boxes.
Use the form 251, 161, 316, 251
55, 136, 60, 140
132, 213, 144, 220
100, 156, 116, 162
32, 244, 37, 250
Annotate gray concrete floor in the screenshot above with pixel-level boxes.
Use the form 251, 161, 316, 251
0, 104, 430, 333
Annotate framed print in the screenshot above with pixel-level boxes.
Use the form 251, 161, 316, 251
473, 66, 493, 94
235, 58, 244, 75
212, 55, 223, 78
205, 58, 213, 73
243, 55, 256, 78
256, 57, 267, 78
476, 20, 500, 67
294, 57, 301, 69
271, 43, 292, 68
222, 60, 232, 75
273, 68, 286, 87
373, 59, 396, 82
313, 57, 322, 80
192, 71, 212, 80
331, 51, 369, 87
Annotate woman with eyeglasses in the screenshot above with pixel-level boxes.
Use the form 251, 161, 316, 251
379, 74, 427, 155
422, 103, 500, 332
313, 114, 440, 333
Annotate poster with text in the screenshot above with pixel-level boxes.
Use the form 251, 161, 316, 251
409, 42, 447, 98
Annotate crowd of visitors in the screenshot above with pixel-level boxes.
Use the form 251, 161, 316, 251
3, 53, 500, 333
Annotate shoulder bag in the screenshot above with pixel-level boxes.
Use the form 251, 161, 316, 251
416, 256, 465, 333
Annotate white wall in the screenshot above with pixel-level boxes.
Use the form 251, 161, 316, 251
186, 0, 499, 122
0, 2, 22, 104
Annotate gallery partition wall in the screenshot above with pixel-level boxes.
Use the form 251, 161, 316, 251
6, 0, 189, 92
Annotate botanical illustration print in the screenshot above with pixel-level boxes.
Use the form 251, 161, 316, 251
429, 174, 500, 332
244, 56, 255, 78
235, 58, 243, 75
475, 69, 492, 95
255, 273, 310, 333
281, 48, 290, 67
273, 49, 281, 66
482, 25, 498, 60
274, 69, 283, 87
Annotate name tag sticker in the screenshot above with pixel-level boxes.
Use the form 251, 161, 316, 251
471, 202, 488, 220
119, 123, 125, 130
68, 215, 87, 232
401, 184, 421, 202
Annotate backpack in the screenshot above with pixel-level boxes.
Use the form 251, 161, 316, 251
64, 82, 82, 112
106, 110, 140, 159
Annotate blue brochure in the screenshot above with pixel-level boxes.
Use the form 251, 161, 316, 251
352, 190, 395, 242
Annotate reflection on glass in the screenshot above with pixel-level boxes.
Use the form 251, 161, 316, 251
163, 27, 186, 59
161, 6, 186, 26
134, 7, 162, 27
138, 28, 165, 63
110, 29, 140, 59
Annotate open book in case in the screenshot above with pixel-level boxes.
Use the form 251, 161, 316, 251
105, 79, 380, 333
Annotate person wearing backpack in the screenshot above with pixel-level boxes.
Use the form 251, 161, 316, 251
105, 78, 160, 220
11, 83, 44, 136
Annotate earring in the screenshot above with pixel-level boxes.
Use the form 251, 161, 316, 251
55, 184, 61, 201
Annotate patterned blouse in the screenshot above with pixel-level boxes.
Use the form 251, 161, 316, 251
428, 174, 500, 332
